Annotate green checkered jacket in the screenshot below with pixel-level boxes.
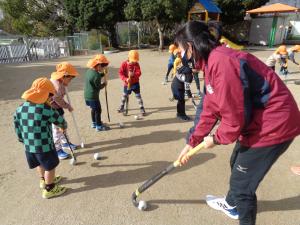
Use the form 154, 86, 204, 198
13, 101, 66, 153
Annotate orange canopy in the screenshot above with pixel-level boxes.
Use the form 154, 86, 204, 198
246, 3, 299, 14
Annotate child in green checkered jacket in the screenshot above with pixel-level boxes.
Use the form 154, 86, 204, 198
13, 78, 67, 199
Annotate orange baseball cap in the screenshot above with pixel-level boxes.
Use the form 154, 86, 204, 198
22, 77, 56, 104
51, 62, 79, 80
275, 45, 287, 55
169, 44, 177, 53
87, 54, 109, 68
291, 45, 300, 52
128, 50, 139, 63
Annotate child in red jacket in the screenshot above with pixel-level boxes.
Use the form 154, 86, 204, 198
117, 50, 146, 116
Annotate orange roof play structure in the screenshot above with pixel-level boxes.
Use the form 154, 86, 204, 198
246, 3, 299, 14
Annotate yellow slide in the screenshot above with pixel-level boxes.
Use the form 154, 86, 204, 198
220, 36, 244, 50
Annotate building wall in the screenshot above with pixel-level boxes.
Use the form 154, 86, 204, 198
249, 17, 273, 45
286, 14, 300, 40
274, 16, 287, 44
248, 0, 300, 45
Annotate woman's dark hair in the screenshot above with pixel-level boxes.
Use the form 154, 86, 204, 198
175, 21, 222, 61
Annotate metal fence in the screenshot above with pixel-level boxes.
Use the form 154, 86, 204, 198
116, 21, 141, 47
0, 37, 69, 64
0, 45, 29, 64
67, 33, 89, 56
30, 38, 68, 60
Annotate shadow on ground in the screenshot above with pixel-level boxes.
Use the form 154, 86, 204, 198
80, 129, 189, 155
63, 152, 216, 194
145, 195, 300, 213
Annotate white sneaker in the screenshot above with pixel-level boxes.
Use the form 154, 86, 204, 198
206, 195, 239, 220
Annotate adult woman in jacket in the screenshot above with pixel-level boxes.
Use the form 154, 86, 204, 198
177, 21, 300, 225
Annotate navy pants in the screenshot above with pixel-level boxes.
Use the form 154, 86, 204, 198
120, 83, 144, 110
226, 140, 293, 225
165, 64, 173, 80
86, 100, 102, 126
171, 77, 186, 116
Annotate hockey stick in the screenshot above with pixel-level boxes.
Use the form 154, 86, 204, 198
103, 69, 110, 122
131, 142, 205, 208
65, 88, 85, 148
124, 95, 129, 116
62, 132, 77, 165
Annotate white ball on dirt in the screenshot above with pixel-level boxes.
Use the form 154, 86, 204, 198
134, 115, 140, 120
119, 122, 124, 128
93, 153, 100, 160
69, 158, 76, 165
138, 200, 147, 211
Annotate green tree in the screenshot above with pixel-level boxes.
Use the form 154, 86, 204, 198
0, 0, 33, 35
0, 0, 66, 36
215, 0, 269, 24
124, 0, 189, 50
63, 0, 126, 48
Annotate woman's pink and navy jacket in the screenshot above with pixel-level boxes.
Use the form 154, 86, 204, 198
189, 46, 300, 148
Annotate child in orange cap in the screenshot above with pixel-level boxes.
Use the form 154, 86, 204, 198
162, 44, 177, 85
287, 45, 300, 66
50, 62, 79, 159
84, 54, 110, 131
13, 77, 67, 199
118, 50, 146, 116
173, 49, 182, 77
275, 45, 289, 75
266, 45, 288, 75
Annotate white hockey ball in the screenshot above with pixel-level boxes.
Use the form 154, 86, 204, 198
93, 153, 100, 160
69, 158, 76, 165
138, 200, 147, 211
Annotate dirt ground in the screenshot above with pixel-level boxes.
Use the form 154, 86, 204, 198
0, 49, 299, 225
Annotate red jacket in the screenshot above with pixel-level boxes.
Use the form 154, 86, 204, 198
189, 46, 300, 148
119, 61, 141, 86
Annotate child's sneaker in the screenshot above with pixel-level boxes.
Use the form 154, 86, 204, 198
169, 97, 175, 102
57, 149, 69, 160
91, 122, 96, 128
42, 184, 67, 199
206, 195, 239, 220
117, 106, 125, 113
40, 176, 62, 189
96, 124, 110, 131
140, 107, 146, 116
162, 80, 167, 85
62, 143, 77, 151
177, 114, 191, 121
